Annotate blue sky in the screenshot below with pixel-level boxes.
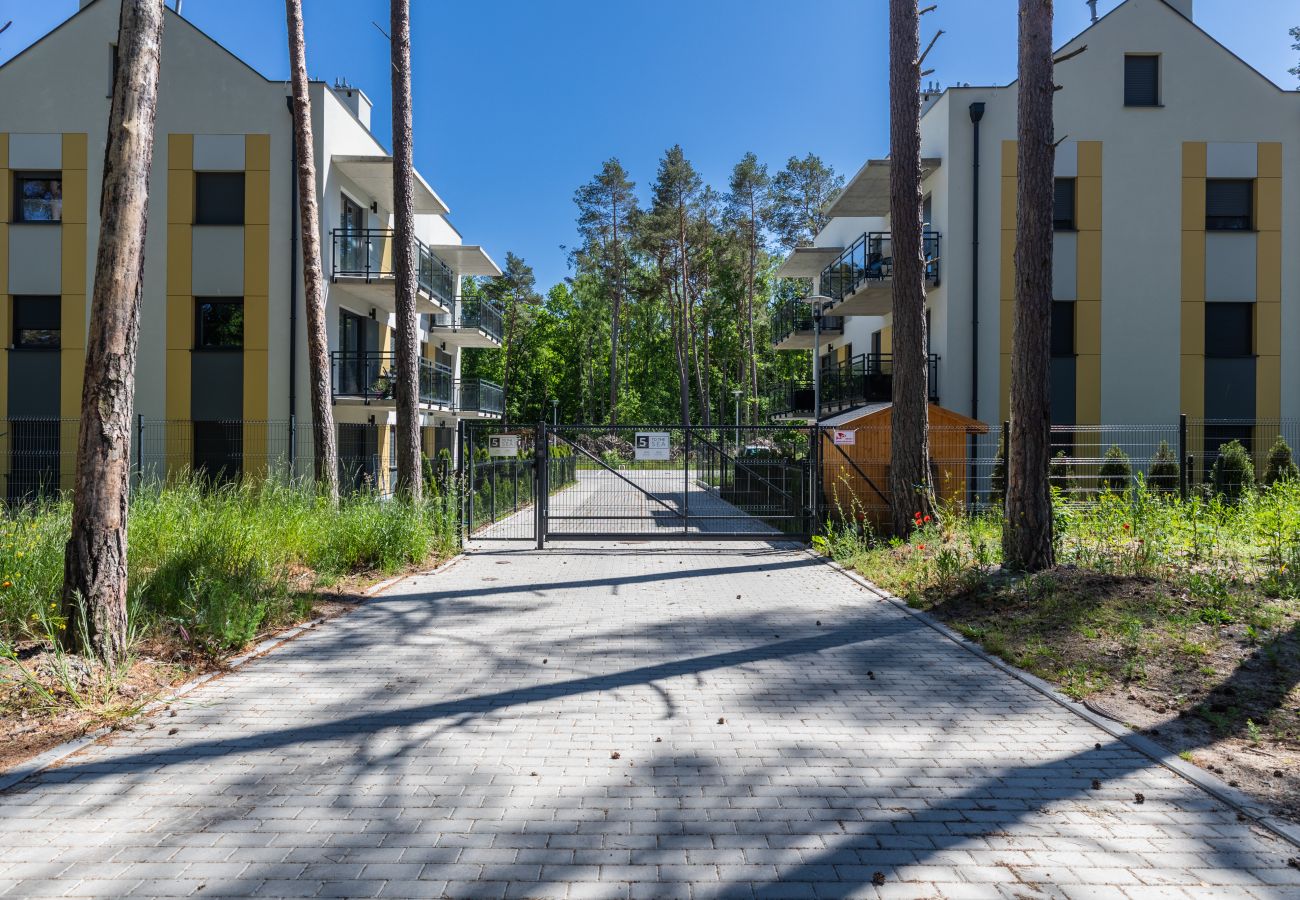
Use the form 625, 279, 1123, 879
2, 0, 1296, 288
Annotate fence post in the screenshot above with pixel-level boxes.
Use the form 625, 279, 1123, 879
1186, 454, 1195, 495
1178, 413, 1188, 501
536, 423, 548, 550
135, 414, 144, 488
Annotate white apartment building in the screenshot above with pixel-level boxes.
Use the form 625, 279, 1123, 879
775, 0, 1299, 460
0, 0, 503, 498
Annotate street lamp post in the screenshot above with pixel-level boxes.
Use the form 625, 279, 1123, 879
732, 389, 742, 456
799, 295, 835, 429
551, 398, 558, 427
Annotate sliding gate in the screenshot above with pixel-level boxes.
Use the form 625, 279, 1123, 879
544, 425, 813, 542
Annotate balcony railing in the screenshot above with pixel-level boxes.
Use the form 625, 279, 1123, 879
330, 228, 456, 307
820, 231, 941, 303
771, 299, 844, 345
431, 299, 505, 343
330, 351, 453, 407
455, 379, 504, 416
768, 353, 940, 419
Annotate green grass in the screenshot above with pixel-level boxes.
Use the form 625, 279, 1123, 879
0, 478, 459, 655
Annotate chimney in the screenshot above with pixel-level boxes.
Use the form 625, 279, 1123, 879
332, 80, 372, 130
1164, 0, 1193, 20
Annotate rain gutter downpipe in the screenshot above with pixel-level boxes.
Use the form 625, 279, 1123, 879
969, 101, 985, 421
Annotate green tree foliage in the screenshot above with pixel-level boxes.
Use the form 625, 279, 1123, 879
1263, 435, 1299, 486
1211, 439, 1255, 501
463, 149, 842, 426
1098, 445, 1132, 494
1290, 26, 1300, 85
1147, 440, 1181, 494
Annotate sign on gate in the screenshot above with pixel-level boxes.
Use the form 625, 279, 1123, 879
832, 429, 856, 446
488, 434, 520, 457
634, 432, 671, 461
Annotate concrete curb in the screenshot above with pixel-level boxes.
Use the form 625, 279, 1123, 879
0, 552, 468, 795
810, 550, 1300, 851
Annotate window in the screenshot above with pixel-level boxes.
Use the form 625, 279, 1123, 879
195, 299, 244, 348
194, 172, 245, 225
12, 297, 61, 349
1124, 55, 1160, 107
1054, 178, 1077, 231
1051, 302, 1075, 357
1205, 180, 1253, 231
13, 173, 62, 222
1204, 303, 1252, 358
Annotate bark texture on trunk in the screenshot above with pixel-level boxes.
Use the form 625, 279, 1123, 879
285, 0, 338, 503
1004, 0, 1057, 571
60, 0, 166, 665
390, 0, 422, 501
887, 0, 938, 536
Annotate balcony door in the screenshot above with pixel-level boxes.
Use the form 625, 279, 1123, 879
339, 195, 367, 272
339, 309, 370, 395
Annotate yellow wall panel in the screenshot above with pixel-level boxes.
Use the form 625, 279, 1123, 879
1076, 176, 1102, 232
999, 299, 1015, 349
244, 296, 269, 351
167, 169, 193, 225
1001, 140, 1018, 176
61, 133, 87, 172
166, 223, 192, 295
1075, 300, 1101, 352
245, 134, 270, 172
1256, 354, 1281, 419
1076, 231, 1102, 303
1180, 232, 1205, 303
60, 352, 84, 419
999, 354, 1011, 423
61, 170, 87, 226
1257, 231, 1281, 302
1255, 177, 1282, 233
1182, 142, 1206, 179
165, 350, 191, 419
61, 225, 87, 295
1256, 301, 1281, 357
1180, 178, 1206, 232
60, 296, 86, 350
1258, 142, 1282, 179
999, 228, 1016, 301
1077, 141, 1102, 178
1180, 354, 1205, 418
1076, 354, 1101, 424
243, 224, 269, 296
168, 133, 193, 170
244, 170, 270, 226
1180, 301, 1205, 354
167, 295, 193, 349
880, 325, 892, 355
0, 224, 7, 285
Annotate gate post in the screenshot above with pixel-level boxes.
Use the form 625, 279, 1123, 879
536, 422, 548, 550
1178, 413, 1189, 501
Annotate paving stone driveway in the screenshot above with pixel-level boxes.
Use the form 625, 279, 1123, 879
2, 541, 1297, 900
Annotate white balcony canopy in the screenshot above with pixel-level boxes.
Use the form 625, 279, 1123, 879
333, 155, 450, 216
428, 244, 502, 277
825, 158, 943, 218
775, 246, 844, 279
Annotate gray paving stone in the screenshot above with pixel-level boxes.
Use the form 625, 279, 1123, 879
1, 539, 1294, 900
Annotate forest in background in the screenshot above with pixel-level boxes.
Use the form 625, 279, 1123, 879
461, 148, 845, 426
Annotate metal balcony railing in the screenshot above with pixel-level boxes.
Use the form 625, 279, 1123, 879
330, 351, 453, 407
819, 231, 941, 303
768, 353, 940, 419
430, 299, 505, 343
331, 228, 457, 307
455, 379, 504, 416
771, 299, 844, 346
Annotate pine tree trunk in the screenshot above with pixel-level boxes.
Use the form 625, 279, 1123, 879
60, 0, 165, 665
887, 0, 938, 535
746, 200, 760, 425
608, 201, 621, 427
285, 0, 338, 504
1004, 0, 1057, 571
390, 0, 421, 502
501, 303, 516, 426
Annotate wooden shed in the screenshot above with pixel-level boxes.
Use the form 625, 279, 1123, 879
819, 403, 989, 531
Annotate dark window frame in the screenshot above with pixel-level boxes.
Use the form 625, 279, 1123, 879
12, 296, 62, 350
1054, 178, 1077, 231
1051, 301, 1076, 358
193, 171, 246, 226
1205, 179, 1254, 232
1124, 54, 1161, 108
194, 298, 245, 350
12, 171, 63, 224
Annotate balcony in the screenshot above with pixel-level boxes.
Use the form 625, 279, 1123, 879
771, 299, 844, 351
455, 379, 504, 418
430, 299, 504, 348
330, 351, 453, 408
768, 353, 939, 420
330, 229, 455, 315
820, 231, 941, 316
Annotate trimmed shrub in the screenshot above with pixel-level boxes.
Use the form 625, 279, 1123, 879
1098, 445, 1132, 494
1148, 440, 1181, 495
1263, 435, 1299, 487
1210, 439, 1255, 502
1050, 451, 1076, 497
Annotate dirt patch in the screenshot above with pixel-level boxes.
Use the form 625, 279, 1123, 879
906, 568, 1300, 823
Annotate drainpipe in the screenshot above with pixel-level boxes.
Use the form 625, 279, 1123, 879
286, 96, 299, 475
969, 101, 985, 421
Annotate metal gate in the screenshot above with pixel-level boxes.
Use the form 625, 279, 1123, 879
460, 422, 540, 542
